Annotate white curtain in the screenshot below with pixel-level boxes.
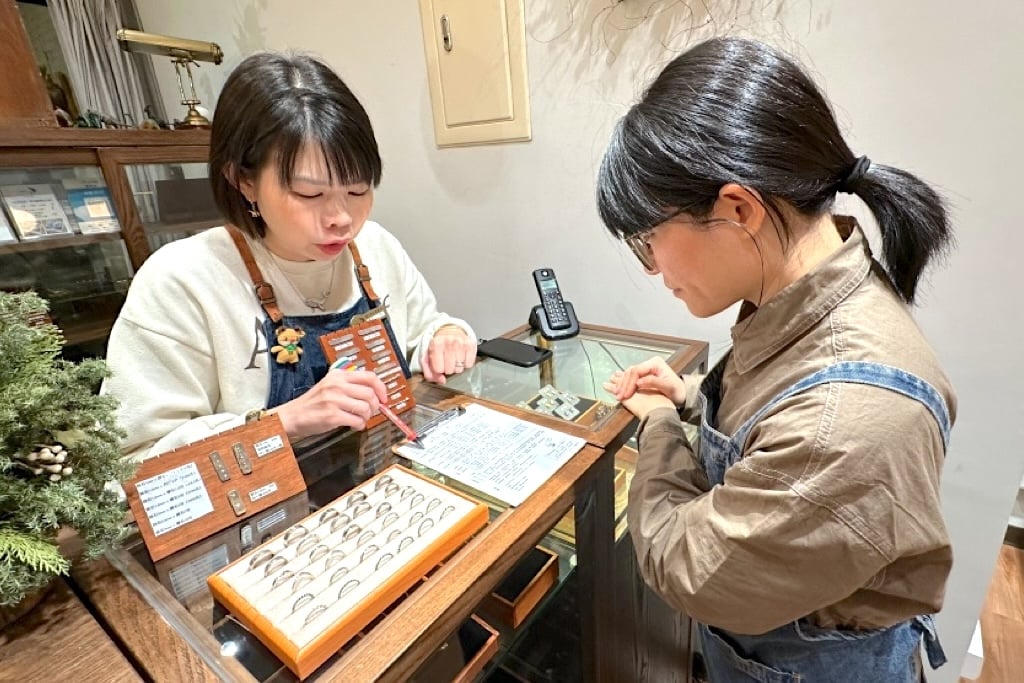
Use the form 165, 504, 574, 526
47, 0, 169, 247
48, 0, 149, 127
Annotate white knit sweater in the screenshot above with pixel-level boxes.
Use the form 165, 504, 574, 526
103, 222, 474, 461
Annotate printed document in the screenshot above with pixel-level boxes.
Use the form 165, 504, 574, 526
396, 403, 585, 506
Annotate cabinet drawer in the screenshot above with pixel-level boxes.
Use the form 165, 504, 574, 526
411, 614, 499, 683
484, 545, 559, 628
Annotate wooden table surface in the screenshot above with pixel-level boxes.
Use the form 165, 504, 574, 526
0, 579, 141, 682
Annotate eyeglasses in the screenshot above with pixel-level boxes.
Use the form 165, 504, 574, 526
625, 229, 657, 271
624, 217, 741, 271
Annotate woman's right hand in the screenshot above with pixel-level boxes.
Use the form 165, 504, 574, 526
271, 370, 388, 441
605, 357, 687, 406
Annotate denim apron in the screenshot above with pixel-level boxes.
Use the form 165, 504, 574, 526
228, 228, 411, 409
696, 355, 950, 683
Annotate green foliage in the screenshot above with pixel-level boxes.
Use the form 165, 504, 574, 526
0, 291, 135, 606
0, 529, 69, 575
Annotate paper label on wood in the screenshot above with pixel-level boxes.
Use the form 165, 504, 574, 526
254, 434, 284, 457
136, 461, 215, 536
249, 482, 278, 502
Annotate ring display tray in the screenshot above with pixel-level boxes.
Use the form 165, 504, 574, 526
207, 464, 489, 679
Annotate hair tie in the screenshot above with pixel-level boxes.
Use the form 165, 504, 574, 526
838, 156, 871, 194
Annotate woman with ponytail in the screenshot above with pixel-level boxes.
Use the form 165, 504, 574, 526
601, 38, 954, 682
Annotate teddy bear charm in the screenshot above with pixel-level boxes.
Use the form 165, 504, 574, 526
271, 326, 306, 364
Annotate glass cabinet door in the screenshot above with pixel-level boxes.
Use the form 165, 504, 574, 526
0, 165, 133, 359
121, 161, 219, 252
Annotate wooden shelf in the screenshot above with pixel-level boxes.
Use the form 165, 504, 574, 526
0, 128, 210, 149
61, 317, 115, 346
0, 231, 124, 256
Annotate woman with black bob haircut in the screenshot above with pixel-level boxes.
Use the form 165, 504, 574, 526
601, 38, 955, 681
104, 53, 477, 461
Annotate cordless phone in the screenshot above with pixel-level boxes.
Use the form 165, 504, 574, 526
533, 268, 572, 330
529, 268, 579, 340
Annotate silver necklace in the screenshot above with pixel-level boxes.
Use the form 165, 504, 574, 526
280, 258, 338, 312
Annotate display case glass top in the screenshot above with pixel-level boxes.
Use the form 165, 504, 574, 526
441, 323, 708, 447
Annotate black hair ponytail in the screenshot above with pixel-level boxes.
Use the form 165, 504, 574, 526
842, 162, 951, 303
597, 37, 952, 304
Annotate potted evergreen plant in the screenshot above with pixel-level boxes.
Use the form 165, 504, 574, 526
0, 291, 134, 624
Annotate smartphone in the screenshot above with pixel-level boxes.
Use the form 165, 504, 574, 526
477, 337, 553, 368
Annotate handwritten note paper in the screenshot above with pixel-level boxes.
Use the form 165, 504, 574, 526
396, 403, 585, 506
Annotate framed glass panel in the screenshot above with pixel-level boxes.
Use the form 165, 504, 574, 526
121, 161, 219, 252
0, 164, 132, 358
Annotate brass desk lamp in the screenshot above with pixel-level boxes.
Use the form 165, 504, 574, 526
116, 29, 223, 129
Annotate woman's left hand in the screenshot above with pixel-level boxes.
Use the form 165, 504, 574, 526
604, 373, 676, 418
423, 324, 476, 383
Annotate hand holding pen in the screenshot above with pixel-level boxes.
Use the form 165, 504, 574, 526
331, 355, 421, 445
273, 359, 387, 441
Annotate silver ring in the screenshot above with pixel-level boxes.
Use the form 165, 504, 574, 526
263, 555, 288, 577
325, 549, 347, 569
292, 593, 314, 614
283, 525, 309, 546
304, 604, 328, 626
454, 361, 465, 368
272, 570, 295, 590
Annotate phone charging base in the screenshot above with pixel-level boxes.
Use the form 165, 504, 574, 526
529, 302, 580, 341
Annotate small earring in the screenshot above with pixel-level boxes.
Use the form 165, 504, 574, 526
248, 199, 261, 218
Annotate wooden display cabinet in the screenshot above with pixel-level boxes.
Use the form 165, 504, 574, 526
0, 127, 214, 357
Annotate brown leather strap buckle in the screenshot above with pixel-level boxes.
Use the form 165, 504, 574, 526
254, 283, 276, 306
348, 242, 379, 302
254, 283, 282, 323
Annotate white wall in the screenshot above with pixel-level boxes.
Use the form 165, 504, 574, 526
134, 1, 1024, 679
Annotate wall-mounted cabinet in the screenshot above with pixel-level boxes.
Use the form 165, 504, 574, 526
0, 128, 214, 358
418, 0, 531, 147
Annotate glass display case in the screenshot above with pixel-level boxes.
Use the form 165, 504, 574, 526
119, 160, 219, 253
74, 390, 613, 682
67, 325, 708, 683
102, 404, 606, 683
0, 128, 211, 357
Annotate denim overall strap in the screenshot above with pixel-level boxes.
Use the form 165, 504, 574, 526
730, 361, 951, 454
229, 230, 410, 410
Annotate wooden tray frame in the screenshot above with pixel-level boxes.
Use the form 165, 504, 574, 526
124, 415, 306, 562
207, 464, 489, 679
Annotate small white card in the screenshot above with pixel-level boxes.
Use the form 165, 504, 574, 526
135, 461, 215, 536
0, 207, 17, 244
